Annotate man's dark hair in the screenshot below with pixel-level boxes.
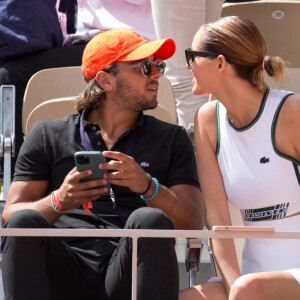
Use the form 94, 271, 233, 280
75, 63, 118, 113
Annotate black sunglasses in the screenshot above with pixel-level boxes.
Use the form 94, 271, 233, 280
185, 49, 220, 67
110, 59, 166, 77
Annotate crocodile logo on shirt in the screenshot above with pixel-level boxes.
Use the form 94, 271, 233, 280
260, 157, 270, 164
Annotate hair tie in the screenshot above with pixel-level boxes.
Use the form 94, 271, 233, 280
262, 55, 270, 71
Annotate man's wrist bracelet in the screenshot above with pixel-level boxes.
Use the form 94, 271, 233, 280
138, 173, 152, 196
51, 191, 67, 214
140, 177, 159, 201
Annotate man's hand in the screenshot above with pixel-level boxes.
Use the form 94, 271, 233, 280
101, 151, 149, 194
56, 167, 109, 210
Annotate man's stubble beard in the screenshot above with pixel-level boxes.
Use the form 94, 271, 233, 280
113, 77, 158, 112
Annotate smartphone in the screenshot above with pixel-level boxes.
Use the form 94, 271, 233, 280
74, 151, 109, 195
212, 226, 274, 232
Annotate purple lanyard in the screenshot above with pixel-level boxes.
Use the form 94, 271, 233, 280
79, 119, 142, 224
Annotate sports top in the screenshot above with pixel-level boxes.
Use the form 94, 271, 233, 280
216, 88, 300, 274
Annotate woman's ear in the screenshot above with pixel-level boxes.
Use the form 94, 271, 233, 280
217, 55, 227, 70
95, 71, 113, 91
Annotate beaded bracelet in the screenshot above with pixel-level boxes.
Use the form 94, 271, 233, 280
51, 191, 67, 214
140, 177, 159, 201
138, 173, 152, 196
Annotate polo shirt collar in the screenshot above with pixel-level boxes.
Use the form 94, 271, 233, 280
80, 108, 144, 132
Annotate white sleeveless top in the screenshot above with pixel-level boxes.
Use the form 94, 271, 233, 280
216, 88, 300, 274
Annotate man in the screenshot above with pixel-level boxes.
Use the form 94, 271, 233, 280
1, 29, 203, 300
0, 0, 155, 181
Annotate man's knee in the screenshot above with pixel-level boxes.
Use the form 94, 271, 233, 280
4, 209, 50, 229
126, 207, 174, 230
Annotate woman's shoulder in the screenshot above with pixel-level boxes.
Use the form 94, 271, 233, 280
195, 100, 218, 127
194, 101, 218, 153
275, 92, 300, 162
278, 92, 300, 119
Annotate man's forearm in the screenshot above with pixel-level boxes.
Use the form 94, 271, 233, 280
145, 183, 204, 229
2, 194, 62, 225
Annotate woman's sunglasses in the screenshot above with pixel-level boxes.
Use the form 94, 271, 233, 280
185, 49, 220, 67
110, 59, 166, 77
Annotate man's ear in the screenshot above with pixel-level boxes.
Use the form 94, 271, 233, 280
95, 71, 113, 91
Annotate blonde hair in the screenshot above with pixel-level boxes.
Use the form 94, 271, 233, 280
200, 16, 285, 91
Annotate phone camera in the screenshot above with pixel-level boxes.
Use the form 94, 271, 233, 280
77, 155, 90, 165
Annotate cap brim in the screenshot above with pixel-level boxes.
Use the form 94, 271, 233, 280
119, 38, 176, 62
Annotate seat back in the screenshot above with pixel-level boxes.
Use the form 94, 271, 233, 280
22, 67, 86, 134
156, 75, 177, 124
209, 203, 244, 277
228, 203, 244, 271
0, 85, 15, 201
25, 97, 173, 135
222, 1, 300, 67
22, 66, 177, 134
222, 1, 300, 94
25, 97, 77, 135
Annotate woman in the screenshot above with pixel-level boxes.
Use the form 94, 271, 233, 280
180, 16, 300, 299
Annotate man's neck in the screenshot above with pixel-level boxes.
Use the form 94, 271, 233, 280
86, 105, 139, 150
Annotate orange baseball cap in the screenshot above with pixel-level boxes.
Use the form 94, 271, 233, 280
81, 29, 176, 81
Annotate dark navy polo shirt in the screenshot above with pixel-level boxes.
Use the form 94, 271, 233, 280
15, 112, 199, 229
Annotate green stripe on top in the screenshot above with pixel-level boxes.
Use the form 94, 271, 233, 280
271, 91, 300, 186
215, 101, 220, 157
271, 92, 300, 164
252, 205, 276, 213
293, 163, 300, 186
228, 88, 270, 132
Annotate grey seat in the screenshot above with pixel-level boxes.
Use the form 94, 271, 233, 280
222, 0, 300, 94
0, 85, 15, 300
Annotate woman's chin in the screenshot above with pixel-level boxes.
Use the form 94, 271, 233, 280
192, 87, 203, 95
192, 81, 208, 95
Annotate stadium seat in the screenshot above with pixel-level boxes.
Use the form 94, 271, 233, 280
222, 0, 300, 94
22, 66, 177, 135
25, 97, 173, 135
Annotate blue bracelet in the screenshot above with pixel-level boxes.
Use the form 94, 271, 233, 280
140, 177, 159, 201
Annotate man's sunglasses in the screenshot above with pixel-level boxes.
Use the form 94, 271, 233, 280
185, 49, 220, 67
110, 59, 166, 77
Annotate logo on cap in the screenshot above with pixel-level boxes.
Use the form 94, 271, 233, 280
133, 32, 141, 37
